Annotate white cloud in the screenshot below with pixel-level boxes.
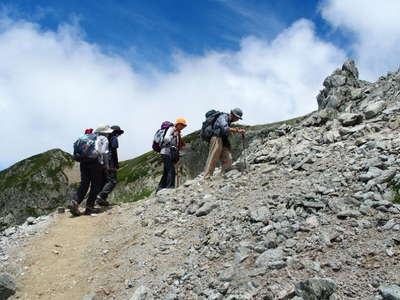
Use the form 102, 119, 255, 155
0, 17, 346, 168
321, 0, 400, 80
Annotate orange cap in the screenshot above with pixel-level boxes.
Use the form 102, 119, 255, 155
175, 117, 187, 126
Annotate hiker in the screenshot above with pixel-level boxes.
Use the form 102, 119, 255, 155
157, 118, 187, 191
203, 108, 246, 178
96, 125, 124, 206
68, 124, 113, 216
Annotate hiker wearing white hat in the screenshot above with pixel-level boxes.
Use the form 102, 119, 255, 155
96, 125, 125, 206
94, 124, 112, 168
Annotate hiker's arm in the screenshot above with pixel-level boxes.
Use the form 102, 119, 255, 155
228, 127, 246, 134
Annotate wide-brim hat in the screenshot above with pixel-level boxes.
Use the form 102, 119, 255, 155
111, 125, 124, 134
231, 108, 243, 120
94, 124, 113, 134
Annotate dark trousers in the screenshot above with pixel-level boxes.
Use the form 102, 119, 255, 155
75, 161, 103, 208
158, 154, 175, 189
98, 169, 117, 200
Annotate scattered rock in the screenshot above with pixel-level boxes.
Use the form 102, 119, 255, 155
364, 101, 386, 119
295, 277, 337, 300
130, 285, 148, 300
379, 285, 400, 300
195, 202, 219, 217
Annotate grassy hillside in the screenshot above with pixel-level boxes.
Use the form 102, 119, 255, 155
0, 149, 75, 228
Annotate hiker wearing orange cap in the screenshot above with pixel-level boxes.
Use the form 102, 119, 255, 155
157, 117, 187, 192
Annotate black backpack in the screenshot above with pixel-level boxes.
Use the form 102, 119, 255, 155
200, 110, 222, 142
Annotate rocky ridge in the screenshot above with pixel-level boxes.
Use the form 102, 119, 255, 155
72, 60, 400, 298
118, 60, 400, 299
3, 59, 400, 299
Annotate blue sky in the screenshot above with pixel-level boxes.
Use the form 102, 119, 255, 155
1, 0, 335, 70
1, 0, 400, 170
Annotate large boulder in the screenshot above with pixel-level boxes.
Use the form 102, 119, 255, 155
379, 285, 400, 300
0, 273, 16, 299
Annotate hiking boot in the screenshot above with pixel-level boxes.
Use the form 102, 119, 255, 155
96, 196, 111, 207
84, 207, 98, 215
67, 200, 81, 216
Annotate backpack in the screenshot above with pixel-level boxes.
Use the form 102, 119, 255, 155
152, 121, 174, 152
73, 133, 98, 162
200, 110, 222, 142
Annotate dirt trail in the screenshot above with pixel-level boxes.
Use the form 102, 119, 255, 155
11, 209, 114, 300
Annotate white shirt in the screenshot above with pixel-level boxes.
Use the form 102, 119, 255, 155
160, 127, 178, 155
95, 135, 109, 166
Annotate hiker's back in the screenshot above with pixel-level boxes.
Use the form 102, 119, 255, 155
73, 133, 98, 162
152, 121, 174, 152
201, 110, 223, 142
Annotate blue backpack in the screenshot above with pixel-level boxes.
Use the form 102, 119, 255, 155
73, 134, 98, 162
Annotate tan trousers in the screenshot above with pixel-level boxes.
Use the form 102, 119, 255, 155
204, 136, 232, 177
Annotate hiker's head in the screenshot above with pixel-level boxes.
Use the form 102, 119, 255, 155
230, 108, 243, 122
94, 124, 113, 135
84, 128, 93, 134
175, 117, 187, 131
111, 125, 124, 136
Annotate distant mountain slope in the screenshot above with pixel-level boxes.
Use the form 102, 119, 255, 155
0, 149, 75, 229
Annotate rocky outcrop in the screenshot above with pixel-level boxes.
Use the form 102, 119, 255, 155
317, 59, 361, 111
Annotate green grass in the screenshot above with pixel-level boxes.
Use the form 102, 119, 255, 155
117, 151, 160, 183
391, 185, 400, 204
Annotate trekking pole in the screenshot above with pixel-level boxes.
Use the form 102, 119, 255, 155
241, 133, 247, 171
176, 161, 180, 188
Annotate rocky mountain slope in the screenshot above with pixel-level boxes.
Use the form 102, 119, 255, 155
0, 149, 76, 230
2, 59, 400, 299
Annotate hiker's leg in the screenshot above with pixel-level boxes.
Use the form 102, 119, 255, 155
158, 154, 169, 189
221, 147, 233, 174
76, 162, 90, 204
204, 137, 223, 177
87, 163, 103, 208
97, 169, 117, 200
167, 157, 176, 188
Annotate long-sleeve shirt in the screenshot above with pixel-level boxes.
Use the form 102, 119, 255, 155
160, 126, 179, 155
95, 135, 110, 167
109, 135, 119, 169
213, 113, 231, 137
